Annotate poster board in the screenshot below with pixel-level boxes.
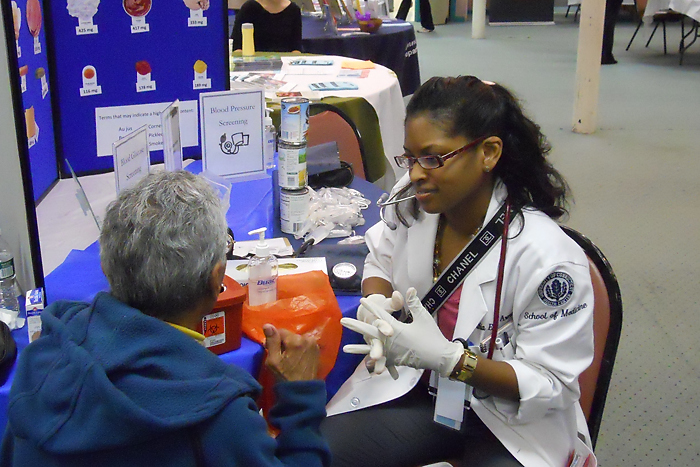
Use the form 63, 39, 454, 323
5, 0, 59, 201
46, 0, 228, 176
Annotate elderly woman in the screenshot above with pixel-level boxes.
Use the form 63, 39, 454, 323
1, 171, 330, 467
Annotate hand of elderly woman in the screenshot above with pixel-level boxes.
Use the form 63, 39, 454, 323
263, 324, 320, 382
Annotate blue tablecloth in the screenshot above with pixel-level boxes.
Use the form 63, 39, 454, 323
2, 171, 386, 431
301, 16, 421, 96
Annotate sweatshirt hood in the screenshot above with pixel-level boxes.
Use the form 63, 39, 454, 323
7, 292, 260, 454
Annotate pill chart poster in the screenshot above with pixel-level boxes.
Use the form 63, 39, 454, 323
47, 0, 228, 175
5, 0, 59, 201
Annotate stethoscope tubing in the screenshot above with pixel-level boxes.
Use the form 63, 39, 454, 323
378, 192, 417, 230
377, 192, 417, 207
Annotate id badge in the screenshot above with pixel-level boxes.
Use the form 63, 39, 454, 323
433, 376, 471, 431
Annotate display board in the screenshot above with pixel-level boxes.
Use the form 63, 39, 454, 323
488, 0, 555, 24
47, 0, 228, 175
6, 0, 59, 201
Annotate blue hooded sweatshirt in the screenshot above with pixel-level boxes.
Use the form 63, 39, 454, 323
1, 292, 330, 466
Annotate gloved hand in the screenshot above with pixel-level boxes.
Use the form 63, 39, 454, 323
342, 287, 464, 379
349, 292, 403, 377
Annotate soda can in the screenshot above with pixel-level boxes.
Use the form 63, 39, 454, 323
278, 141, 308, 189
280, 187, 309, 234
280, 97, 309, 144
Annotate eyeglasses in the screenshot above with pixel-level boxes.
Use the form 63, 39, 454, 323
394, 137, 487, 170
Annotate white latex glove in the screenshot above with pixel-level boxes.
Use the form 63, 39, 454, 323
348, 292, 403, 377
342, 287, 464, 379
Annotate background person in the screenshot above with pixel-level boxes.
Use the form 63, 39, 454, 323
602, 0, 624, 64
231, 0, 302, 52
1, 171, 329, 467
396, 0, 434, 33
322, 76, 595, 467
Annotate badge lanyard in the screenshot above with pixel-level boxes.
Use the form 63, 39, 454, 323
431, 201, 512, 431
422, 200, 512, 335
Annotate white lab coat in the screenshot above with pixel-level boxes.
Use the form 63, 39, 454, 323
326, 178, 595, 467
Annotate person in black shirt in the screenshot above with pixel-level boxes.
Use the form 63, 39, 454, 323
231, 0, 303, 53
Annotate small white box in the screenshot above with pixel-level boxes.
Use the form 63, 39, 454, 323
25, 288, 44, 343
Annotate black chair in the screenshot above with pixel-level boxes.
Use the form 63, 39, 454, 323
561, 226, 623, 449
626, 9, 686, 55
679, 19, 700, 65
307, 103, 370, 181
565, 1, 582, 21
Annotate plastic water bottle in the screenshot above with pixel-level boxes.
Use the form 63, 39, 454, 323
0, 229, 20, 314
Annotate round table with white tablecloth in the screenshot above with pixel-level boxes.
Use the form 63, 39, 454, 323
232, 53, 407, 188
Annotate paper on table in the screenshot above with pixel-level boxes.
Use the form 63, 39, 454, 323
338, 69, 370, 78
282, 66, 337, 75
233, 237, 294, 257
341, 60, 376, 69
225, 257, 328, 286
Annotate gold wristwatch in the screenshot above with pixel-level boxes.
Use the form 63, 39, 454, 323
450, 348, 478, 382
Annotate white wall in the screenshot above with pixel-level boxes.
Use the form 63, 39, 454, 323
0, 7, 38, 292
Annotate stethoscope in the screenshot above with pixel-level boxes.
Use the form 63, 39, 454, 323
377, 191, 416, 230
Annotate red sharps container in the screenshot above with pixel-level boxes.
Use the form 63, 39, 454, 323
197, 275, 247, 354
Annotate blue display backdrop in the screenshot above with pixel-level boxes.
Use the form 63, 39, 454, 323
47, 0, 228, 175
7, 0, 59, 202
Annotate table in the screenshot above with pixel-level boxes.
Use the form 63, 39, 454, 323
1, 169, 382, 430
643, 0, 700, 61
232, 53, 406, 188
644, 0, 700, 22
300, 16, 421, 97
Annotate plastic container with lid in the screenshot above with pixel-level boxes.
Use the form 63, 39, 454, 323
197, 275, 247, 354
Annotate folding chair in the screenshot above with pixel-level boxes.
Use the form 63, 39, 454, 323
680, 18, 699, 65
561, 226, 623, 449
307, 103, 369, 180
565, 0, 582, 21
626, 9, 686, 55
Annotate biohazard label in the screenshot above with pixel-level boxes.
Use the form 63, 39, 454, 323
202, 311, 226, 348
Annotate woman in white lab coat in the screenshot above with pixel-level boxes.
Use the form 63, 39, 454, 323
321, 76, 595, 467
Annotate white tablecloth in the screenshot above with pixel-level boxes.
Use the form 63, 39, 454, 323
231, 53, 406, 189
280, 56, 406, 188
644, 0, 700, 23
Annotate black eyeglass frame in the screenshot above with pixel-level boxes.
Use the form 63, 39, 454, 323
394, 136, 488, 170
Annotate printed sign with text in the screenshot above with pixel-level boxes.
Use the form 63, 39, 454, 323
199, 88, 265, 180
112, 125, 150, 193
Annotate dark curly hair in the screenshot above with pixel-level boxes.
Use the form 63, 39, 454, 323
394, 76, 569, 226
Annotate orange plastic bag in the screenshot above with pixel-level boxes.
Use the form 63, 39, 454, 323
241, 271, 343, 416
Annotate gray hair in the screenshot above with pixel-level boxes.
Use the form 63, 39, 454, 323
100, 171, 228, 320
